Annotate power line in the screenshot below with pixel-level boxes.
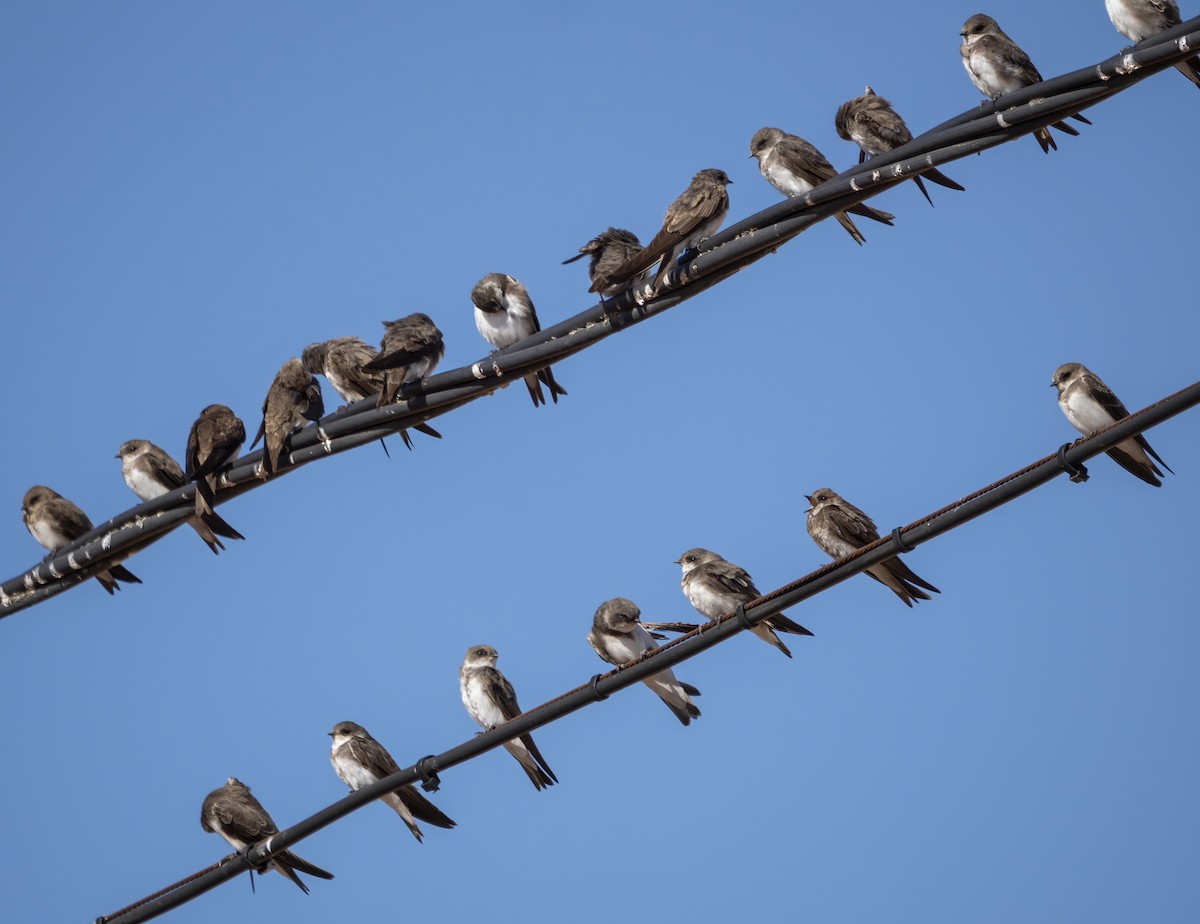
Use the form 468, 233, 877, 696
95, 376, 1199, 923
5, 20, 1196, 619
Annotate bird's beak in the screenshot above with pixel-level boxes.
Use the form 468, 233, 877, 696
804, 495, 813, 503
561, 251, 587, 265
673, 558, 682, 565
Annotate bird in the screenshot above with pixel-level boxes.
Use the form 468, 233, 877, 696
959, 13, 1091, 154
805, 488, 941, 607
1051, 362, 1173, 486
1105, 0, 1200, 89
185, 404, 246, 521
362, 313, 446, 408
328, 721, 457, 843
561, 227, 648, 296
599, 168, 732, 296
20, 485, 142, 594
834, 86, 966, 206
749, 127, 895, 245
300, 336, 442, 450
251, 358, 326, 478
116, 439, 244, 554
459, 644, 558, 790
200, 777, 334, 894
471, 273, 568, 407
676, 547, 813, 658
587, 597, 701, 726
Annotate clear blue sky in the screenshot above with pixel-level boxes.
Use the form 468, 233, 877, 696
3, 3, 1197, 922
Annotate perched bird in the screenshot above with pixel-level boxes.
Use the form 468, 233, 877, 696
116, 439, 244, 554
300, 337, 442, 450
21, 485, 142, 594
185, 404, 246, 521
362, 313, 446, 408
1051, 362, 1173, 486
676, 547, 813, 658
459, 644, 558, 791
328, 721, 457, 843
959, 13, 1091, 154
600, 168, 732, 296
805, 488, 941, 607
1105, 0, 1200, 89
587, 597, 701, 726
200, 777, 334, 894
471, 273, 568, 407
834, 87, 966, 206
561, 227, 648, 296
749, 127, 895, 245
251, 358, 326, 478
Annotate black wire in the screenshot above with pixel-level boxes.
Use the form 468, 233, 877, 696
95, 376, 1200, 924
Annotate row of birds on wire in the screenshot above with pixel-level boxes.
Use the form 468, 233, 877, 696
16, 8, 1192, 599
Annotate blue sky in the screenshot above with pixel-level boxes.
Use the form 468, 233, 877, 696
2, 2, 1197, 922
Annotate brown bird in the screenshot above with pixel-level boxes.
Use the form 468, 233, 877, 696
471, 274, 568, 407
116, 439, 244, 554
561, 227, 648, 296
251, 358, 326, 478
362, 313, 446, 408
185, 404, 246, 521
835, 87, 965, 206
805, 488, 940, 607
21, 485, 142, 594
750, 127, 895, 245
200, 777, 334, 894
301, 336, 442, 450
600, 168, 732, 296
328, 721, 457, 843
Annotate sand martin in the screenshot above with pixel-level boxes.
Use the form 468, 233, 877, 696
459, 644, 558, 791
676, 547, 813, 658
1106, 0, 1200, 88
116, 439, 244, 554
471, 273, 568, 407
959, 14, 1090, 154
587, 597, 701, 726
362, 313, 446, 408
20, 485, 142, 594
301, 336, 441, 450
834, 87, 966, 206
749, 127, 895, 244
200, 777, 333, 894
561, 227, 648, 296
251, 358, 326, 478
1051, 362, 1173, 486
328, 721, 457, 843
805, 488, 941, 607
185, 404, 246, 521
600, 169, 732, 296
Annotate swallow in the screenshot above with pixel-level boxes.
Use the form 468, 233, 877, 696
1051, 362, 1174, 486
185, 404, 246, 521
301, 337, 442, 450
116, 439, 244, 554
328, 721, 457, 843
587, 597, 701, 726
834, 86, 966, 206
20, 485, 142, 594
459, 644, 558, 791
749, 127, 895, 245
251, 358, 326, 478
561, 227, 648, 296
805, 488, 941, 607
200, 777, 334, 894
362, 313, 446, 408
1106, 0, 1200, 89
676, 547, 813, 658
960, 13, 1092, 153
599, 168, 732, 296
471, 273, 568, 407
